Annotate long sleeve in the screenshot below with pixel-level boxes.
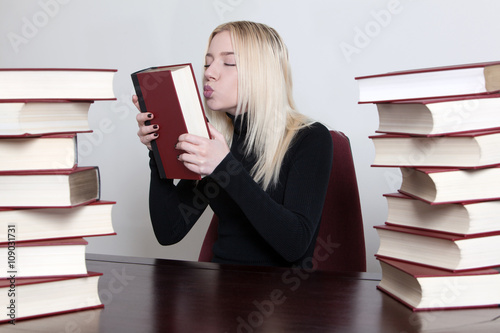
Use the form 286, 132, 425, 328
209, 122, 333, 264
148, 152, 209, 245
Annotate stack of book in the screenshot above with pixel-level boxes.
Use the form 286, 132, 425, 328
356, 61, 500, 311
0, 68, 117, 324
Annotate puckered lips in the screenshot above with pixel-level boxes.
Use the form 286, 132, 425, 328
203, 85, 214, 98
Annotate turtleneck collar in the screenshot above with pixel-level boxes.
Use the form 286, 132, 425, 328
227, 112, 248, 136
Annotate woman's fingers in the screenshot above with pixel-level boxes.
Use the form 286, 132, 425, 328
133, 95, 157, 150
175, 127, 230, 176
136, 110, 154, 125
132, 95, 141, 111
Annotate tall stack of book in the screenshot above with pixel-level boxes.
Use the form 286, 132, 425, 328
356, 61, 500, 311
0, 68, 117, 324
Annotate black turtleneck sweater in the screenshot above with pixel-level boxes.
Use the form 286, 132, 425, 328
148, 115, 333, 267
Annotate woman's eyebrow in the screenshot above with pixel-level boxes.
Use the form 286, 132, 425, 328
206, 51, 235, 57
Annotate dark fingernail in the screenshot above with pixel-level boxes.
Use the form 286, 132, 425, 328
153, 133, 158, 137
147, 113, 152, 118
153, 124, 158, 129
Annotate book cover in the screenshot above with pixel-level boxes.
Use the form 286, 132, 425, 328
0, 236, 88, 247
376, 92, 500, 105
0, 200, 116, 243
399, 166, 500, 204
356, 60, 500, 80
370, 129, 500, 168
0, 99, 94, 137
384, 192, 500, 235
355, 60, 500, 103
0, 68, 117, 100
376, 223, 500, 243
0, 133, 78, 172
375, 224, 500, 271
374, 94, 500, 136
377, 256, 500, 311
0, 271, 103, 324
0, 166, 100, 208
131, 63, 211, 180
0, 237, 88, 278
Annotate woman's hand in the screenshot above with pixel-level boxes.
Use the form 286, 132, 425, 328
176, 123, 230, 176
133, 94, 229, 176
133, 95, 158, 150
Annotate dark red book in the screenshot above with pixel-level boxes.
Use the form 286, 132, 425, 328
131, 63, 211, 180
373, 94, 500, 136
0, 99, 94, 137
0, 133, 78, 172
0, 68, 116, 100
375, 224, 500, 271
0, 166, 100, 208
370, 128, 500, 168
383, 192, 500, 236
0, 271, 103, 324
0, 237, 88, 278
399, 165, 500, 204
355, 60, 500, 103
0, 200, 116, 243
377, 256, 500, 311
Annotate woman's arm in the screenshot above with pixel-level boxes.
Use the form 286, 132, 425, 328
148, 153, 209, 244
134, 94, 209, 245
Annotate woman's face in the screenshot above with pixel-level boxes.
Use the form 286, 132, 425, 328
204, 30, 239, 115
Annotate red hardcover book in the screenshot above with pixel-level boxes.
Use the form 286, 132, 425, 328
377, 256, 500, 311
355, 60, 500, 103
375, 224, 500, 271
374, 94, 500, 136
370, 129, 500, 168
0, 68, 116, 100
0, 133, 78, 172
0, 99, 94, 137
131, 63, 211, 180
0, 237, 88, 278
399, 166, 500, 204
0, 166, 100, 208
0, 200, 116, 243
0, 271, 103, 324
383, 192, 500, 235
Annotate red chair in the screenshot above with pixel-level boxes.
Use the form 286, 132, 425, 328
198, 130, 366, 272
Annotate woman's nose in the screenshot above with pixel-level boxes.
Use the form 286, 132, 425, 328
204, 63, 218, 81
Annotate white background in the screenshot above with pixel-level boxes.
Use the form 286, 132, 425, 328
2, 0, 499, 273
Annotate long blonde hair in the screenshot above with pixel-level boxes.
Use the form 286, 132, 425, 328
205, 21, 312, 190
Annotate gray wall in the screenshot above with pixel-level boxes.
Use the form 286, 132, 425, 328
2, 0, 499, 272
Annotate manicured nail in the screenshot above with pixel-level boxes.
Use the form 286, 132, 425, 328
147, 113, 152, 118
153, 133, 158, 137
153, 125, 158, 129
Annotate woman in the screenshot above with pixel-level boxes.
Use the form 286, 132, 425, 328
134, 21, 333, 267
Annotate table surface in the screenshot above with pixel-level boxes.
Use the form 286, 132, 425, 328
4, 254, 500, 333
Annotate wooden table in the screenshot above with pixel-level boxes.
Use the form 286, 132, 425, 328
5, 254, 500, 332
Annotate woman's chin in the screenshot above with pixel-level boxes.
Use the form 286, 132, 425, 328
208, 105, 237, 116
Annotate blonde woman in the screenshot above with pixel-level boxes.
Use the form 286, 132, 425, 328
134, 21, 333, 267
